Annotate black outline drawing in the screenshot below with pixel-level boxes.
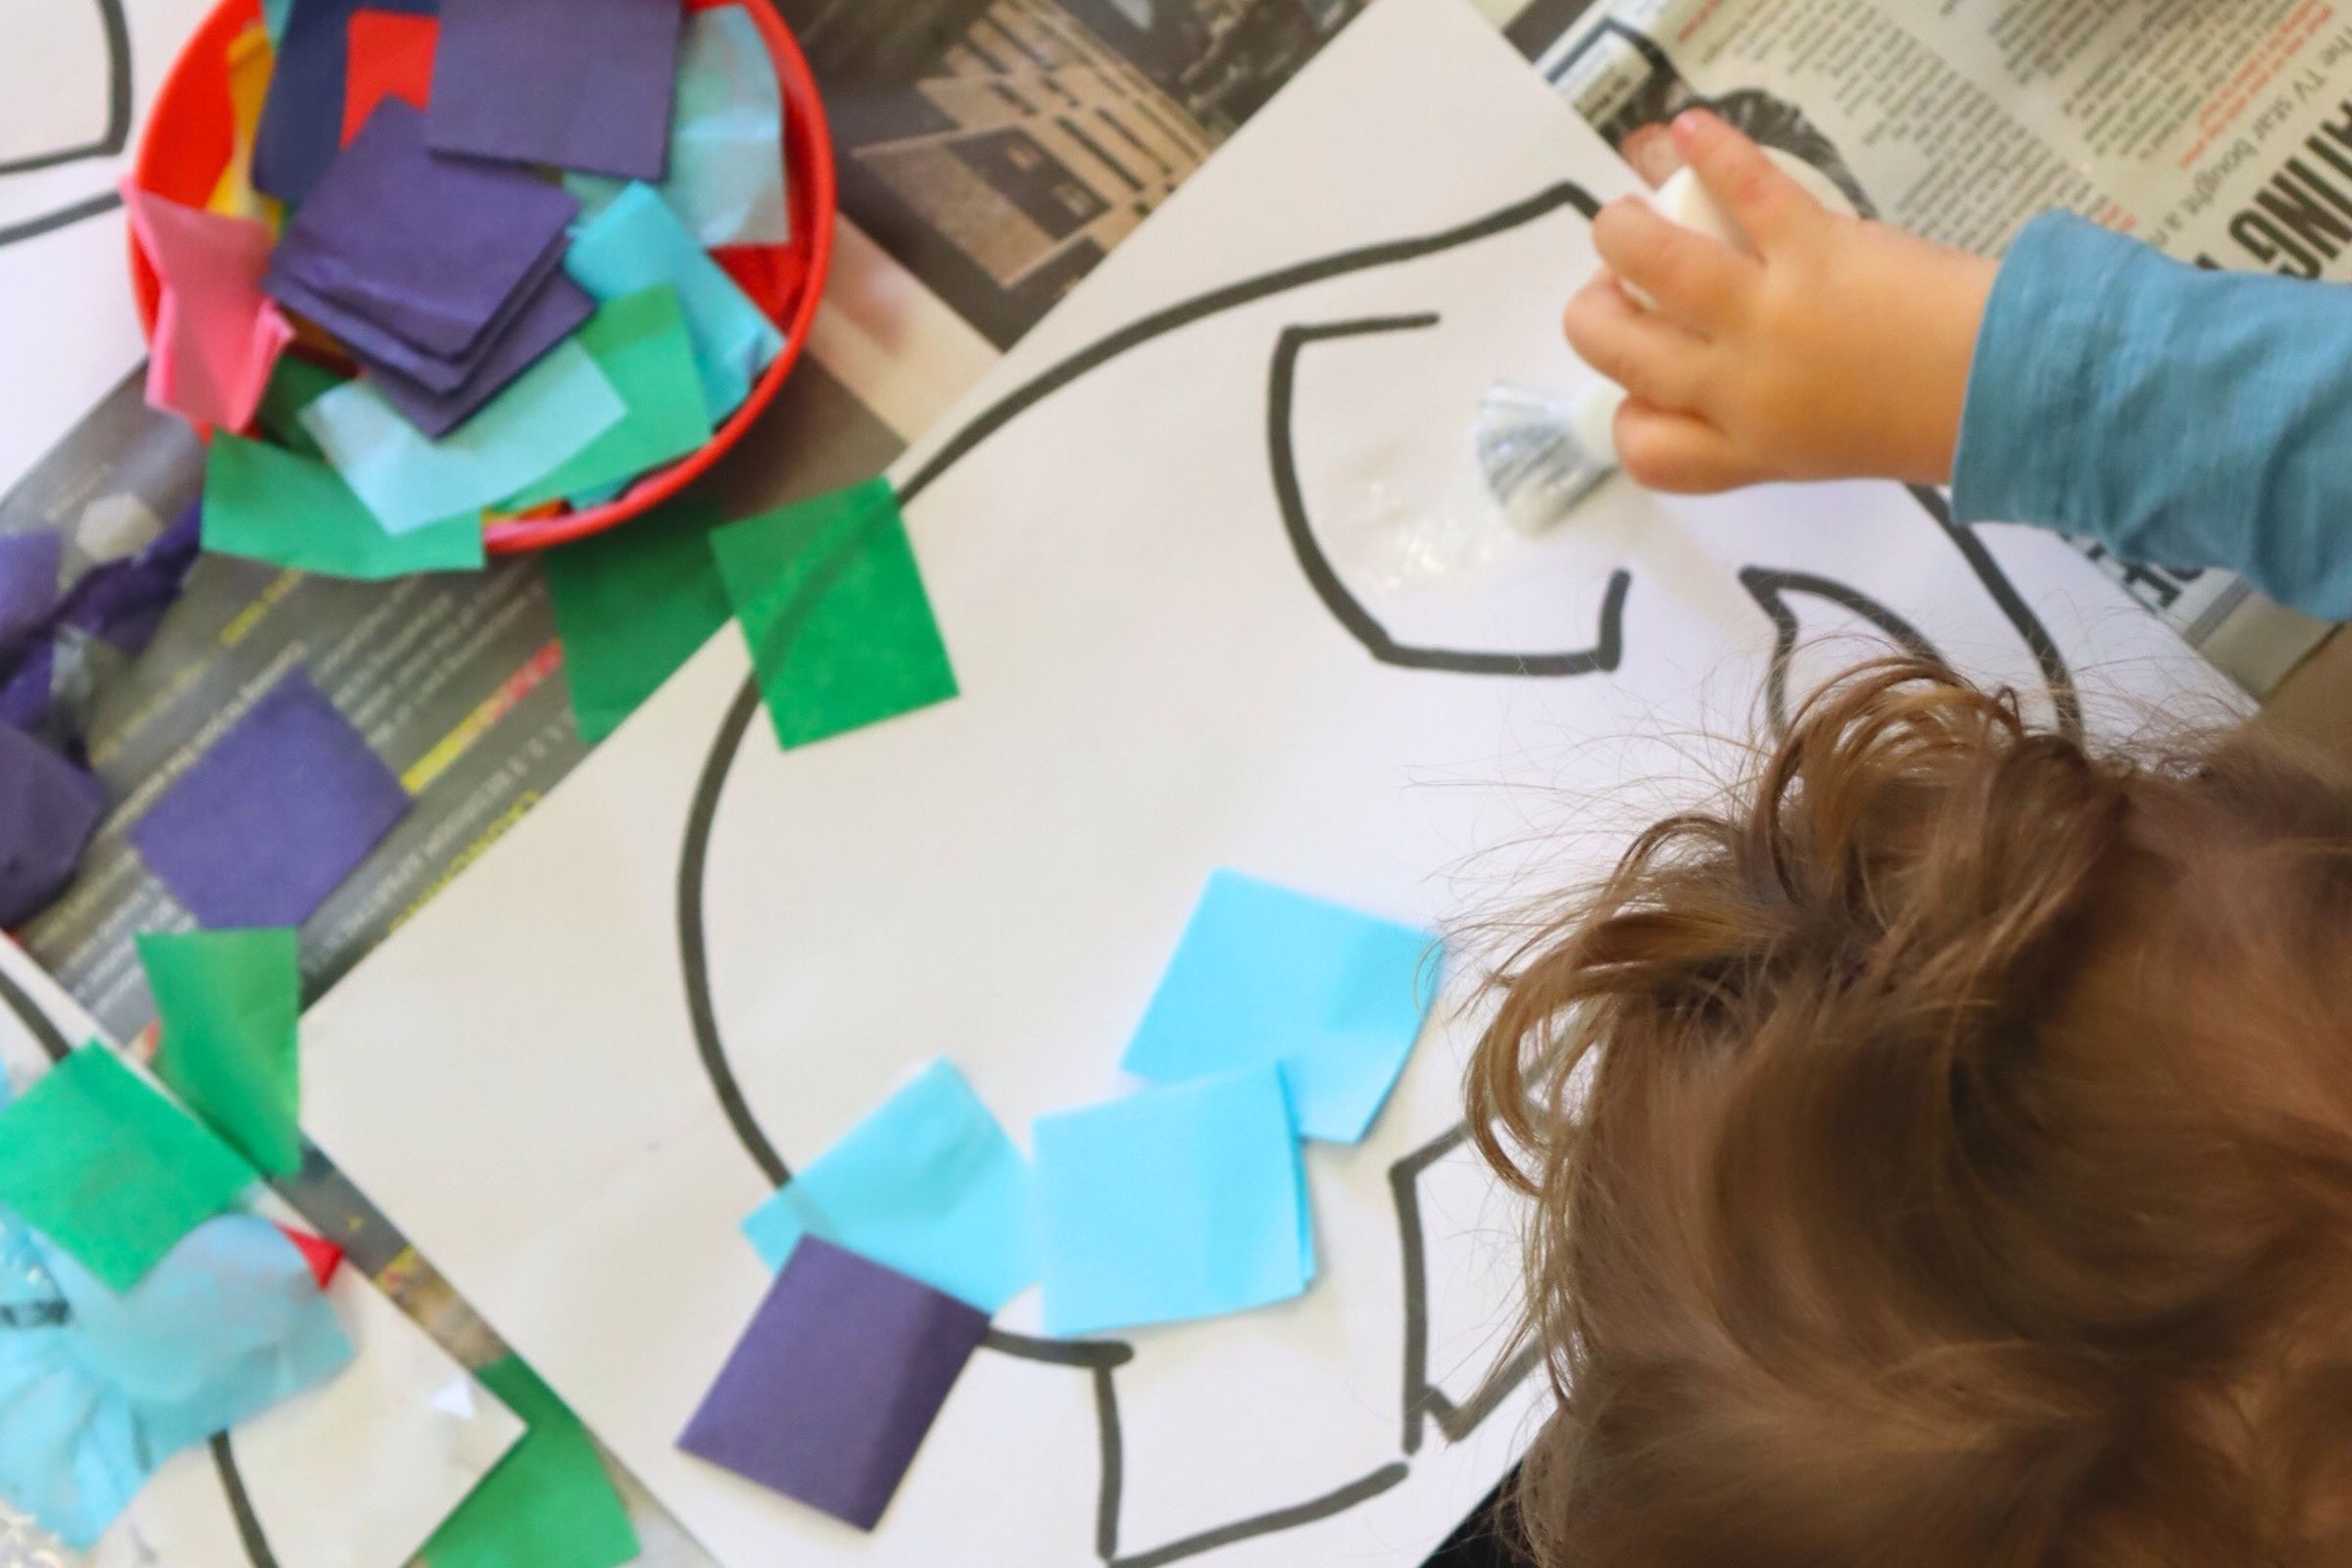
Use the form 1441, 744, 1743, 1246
0, 0, 132, 175
0, 958, 277, 1568
0, 189, 126, 251
1739, 565, 1940, 740
669, 179, 2080, 1562
0, 962, 72, 1068
1269, 313, 1630, 677
0, 0, 134, 249
1392, 1126, 1543, 1457
1908, 483, 2082, 740
211, 1434, 281, 1568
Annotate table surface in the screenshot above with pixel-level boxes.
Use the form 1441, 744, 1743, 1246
2258, 629, 2352, 764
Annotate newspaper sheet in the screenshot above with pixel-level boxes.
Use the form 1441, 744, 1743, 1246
1507, 0, 2351, 693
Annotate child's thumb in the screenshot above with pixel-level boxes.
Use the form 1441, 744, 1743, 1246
1672, 110, 1819, 248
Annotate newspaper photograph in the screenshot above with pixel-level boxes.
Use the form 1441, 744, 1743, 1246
1509, 0, 2352, 692
774, 0, 1369, 346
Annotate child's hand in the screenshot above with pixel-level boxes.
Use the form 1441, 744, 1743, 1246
1564, 111, 1999, 493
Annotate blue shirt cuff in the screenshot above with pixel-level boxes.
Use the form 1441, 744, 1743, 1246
1950, 211, 2136, 533
1950, 208, 2352, 621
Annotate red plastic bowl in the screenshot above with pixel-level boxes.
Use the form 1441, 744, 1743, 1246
130, 0, 837, 554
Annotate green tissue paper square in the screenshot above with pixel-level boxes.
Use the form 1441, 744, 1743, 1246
501, 284, 714, 513
139, 927, 305, 1177
254, 356, 349, 461
0, 1046, 256, 1291
422, 1354, 640, 1568
710, 478, 958, 752
542, 498, 732, 743
204, 434, 485, 580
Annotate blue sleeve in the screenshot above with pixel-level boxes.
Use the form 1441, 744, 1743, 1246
1952, 211, 2352, 620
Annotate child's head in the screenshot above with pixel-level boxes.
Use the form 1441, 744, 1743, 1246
1470, 660, 2352, 1566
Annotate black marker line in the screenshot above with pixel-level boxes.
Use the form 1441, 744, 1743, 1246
211, 1434, 281, 1568
680, 489, 944, 1192
1391, 1123, 1470, 1454
0, 190, 122, 251
1269, 316, 1631, 677
983, 1327, 1135, 1369
1422, 1344, 1544, 1447
1093, 1364, 1125, 1563
1906, 485, 2082, 741
1393, 1123, 1543, 1451
97, 0, 133, 161
1738, 566, 1941, 741
676, 677, 792, 1189
1391, 1124, 1473, 1181
1107, 1461, 1413, 1568
0, 0, 131, 177
0, 962, 73, 1065
898, 181, 1604, 508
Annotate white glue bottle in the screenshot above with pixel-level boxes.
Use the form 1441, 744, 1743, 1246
1577, 149, 1855, 466
1500, 152, 1845, 533
1573, 162, 1752, 464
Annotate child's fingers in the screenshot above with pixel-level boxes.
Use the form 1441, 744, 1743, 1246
1592, 196, 1756, 329
1562, 276, 1712, 411
1671, 110, 1820, 250
1613, 402, 1755, 493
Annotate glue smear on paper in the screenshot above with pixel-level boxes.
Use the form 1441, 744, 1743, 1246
1325, 380, 1618, 589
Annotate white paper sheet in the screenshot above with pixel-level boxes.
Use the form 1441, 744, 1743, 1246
300, 2, 2237, 1565
0, 939, 524, 1568
0, 0, 217, 492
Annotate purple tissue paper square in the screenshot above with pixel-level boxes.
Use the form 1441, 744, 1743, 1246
429, 0, 683, 180
128, 672, 409, 929
265, 212, 571, 400
251, 0, 438, 207
0, 531, 65, 733
0, 531, 63, 645
58, 501, 203, 657
0, 642, 55, 735
0, 722, 104, 926
0, 508, 200, 753
266, 102, 578, 362
265, 242, 565, 397
361, 272, 594, 437
678, 1238, 988, 1532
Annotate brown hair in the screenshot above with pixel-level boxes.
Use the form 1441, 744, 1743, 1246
1468, 659, 2352, 1567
